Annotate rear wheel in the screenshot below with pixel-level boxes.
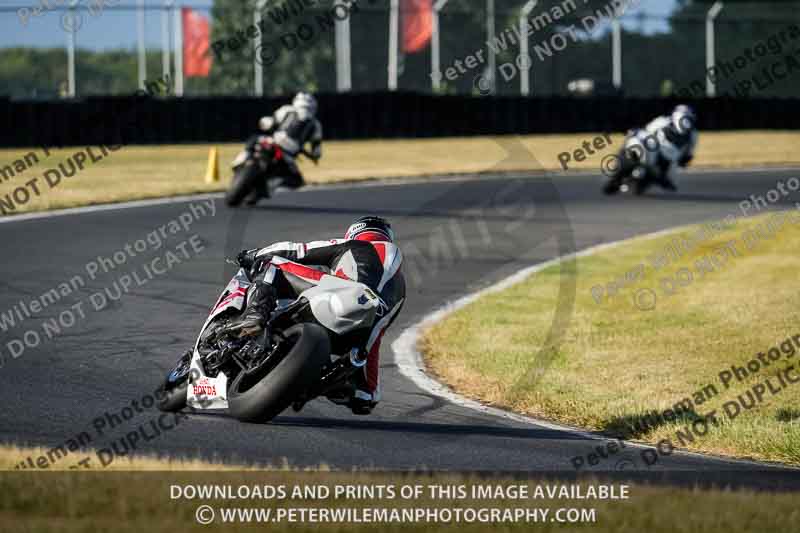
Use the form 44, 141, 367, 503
227, 323, 331, 423
156, 351, 192, 412
225, 163, 263, 207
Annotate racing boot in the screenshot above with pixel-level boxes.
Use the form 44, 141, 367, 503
655, 158, 677, 192
244, 190, 259, 206
244, 177, 270, 205
282, 164, 306, 190
222, 281, 277, 337
349, 370, 377, 415
658, 175, 678, 192
349, 391, 377, 415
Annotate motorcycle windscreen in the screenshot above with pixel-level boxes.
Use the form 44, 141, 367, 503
207, 269, 251, 322
300, 276, 379, 335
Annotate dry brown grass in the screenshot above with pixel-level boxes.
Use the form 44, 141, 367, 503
0, 444, 323, 471
423, 211, 800, 465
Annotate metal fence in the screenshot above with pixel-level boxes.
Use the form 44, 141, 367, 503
1, 0, 799, 99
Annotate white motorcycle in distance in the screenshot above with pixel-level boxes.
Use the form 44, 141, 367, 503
602, 128, 685, 196
155, 260, 381, 423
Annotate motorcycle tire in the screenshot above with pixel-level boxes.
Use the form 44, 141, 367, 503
227, 323, 331, 423
225, 163, 262, 207
602, 179, 621, 195
634, 179, 652, 196
156, 351, 192, 412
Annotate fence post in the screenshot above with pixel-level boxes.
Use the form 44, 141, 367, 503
706, 1, 724, 97
254, 0, 266, 96
519, 0, 538, 96
611, 17, 622, 89
431, 0, 450, 92
335, 0, 352, 92
388, 0, 399, 90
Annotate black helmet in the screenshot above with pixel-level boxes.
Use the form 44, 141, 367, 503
344, 216, 395, 242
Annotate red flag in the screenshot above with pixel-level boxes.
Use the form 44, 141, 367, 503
182, 7, 212, 77
402, 0, 432, 54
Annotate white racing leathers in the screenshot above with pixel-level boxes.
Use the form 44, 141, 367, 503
260, 105, 322, 155
643, 115, 699, 181
254, 238, 405, 402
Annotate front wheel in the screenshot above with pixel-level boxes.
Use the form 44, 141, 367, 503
225, 163, 263, 207
634, 178, 652, 196
156, 351, 192, 412
227, 323, 331, 423
602, 179, 621, 195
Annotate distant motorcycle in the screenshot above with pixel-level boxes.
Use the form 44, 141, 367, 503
155, 259, 381, 422
602, 129, 677, 196
225, 136, 315, 207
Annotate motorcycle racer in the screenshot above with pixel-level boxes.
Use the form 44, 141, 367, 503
226, 216, 405, 415
603, 105, 698, 195
641, 104, 699, 191
241, 92, 323, 202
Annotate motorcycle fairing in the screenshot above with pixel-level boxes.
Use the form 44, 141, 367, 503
300, 276, 380, 335
187, 360, 229, 409
187, 268, 251, 409
184, 269, 378, 410
625, 129, 660, 171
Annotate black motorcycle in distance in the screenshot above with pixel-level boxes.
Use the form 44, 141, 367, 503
225, 136, 316, 207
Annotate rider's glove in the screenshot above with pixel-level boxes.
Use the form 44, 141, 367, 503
236, 249, 260, 270
258, 116, 275, 132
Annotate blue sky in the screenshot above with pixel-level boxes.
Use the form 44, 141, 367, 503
0, 0, 677, 51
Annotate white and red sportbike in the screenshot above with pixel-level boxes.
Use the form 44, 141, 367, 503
155, 263, 381, 422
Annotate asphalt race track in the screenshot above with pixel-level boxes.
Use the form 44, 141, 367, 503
2, 168, 800, 488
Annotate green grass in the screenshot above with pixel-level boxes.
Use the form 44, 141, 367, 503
422, 211, 800, 465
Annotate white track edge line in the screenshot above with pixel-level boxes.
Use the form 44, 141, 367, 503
0, 193, 223, 224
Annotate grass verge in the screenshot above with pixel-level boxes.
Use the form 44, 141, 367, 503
1, 131, 798, 215
0, 444, 309, 471
421, 210, 800, 466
